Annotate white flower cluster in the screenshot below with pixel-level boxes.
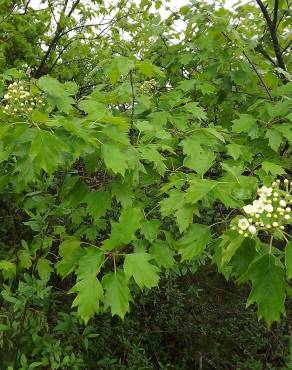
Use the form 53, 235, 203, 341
2, 81, 45, 117
140, 79, 158, 94
232, 179, 291, 237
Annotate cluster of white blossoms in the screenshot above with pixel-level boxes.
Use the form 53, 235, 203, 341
232, 179, 291, 237
140, 79, 158, 94
2, 81, 45, 117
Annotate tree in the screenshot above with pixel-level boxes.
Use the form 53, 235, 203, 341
0, 0, 291, 367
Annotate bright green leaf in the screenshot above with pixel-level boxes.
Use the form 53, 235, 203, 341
102, 207, 143, 250
70, 275, 103, 324
102, 270, 132, 319
70, 247, 105, 323
219, 231, 245, 266
232, 114, 257, 133
102, 144, 128, 176
150, 241, 174, 268
177, 223, 210, 261
37, 258, 53, 281
265, 129, 283, 152
56, 238, 84, 277
247, 254, 285, 328
29, 130, 68, 174
261, 161, 285, 176
124, 253, 160, 289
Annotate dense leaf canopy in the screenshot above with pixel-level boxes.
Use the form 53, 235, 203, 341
0, 0, 291, 367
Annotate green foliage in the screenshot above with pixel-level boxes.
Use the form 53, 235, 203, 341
247, 254, 286, 329
177, 224, 211, 261
124, 253, 160, 289
0, 0, 291, 366
102, 271, 132, 319
102, 207, 142, 250
70, 247, 105, 323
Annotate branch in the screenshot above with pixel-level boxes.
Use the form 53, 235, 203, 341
243, 51, 273, 100
272, 0, 279, 29
129, 70, 136, 145
255, 0, 286, 71
67, 0, 80, 17
0, 4, 16, 26
22, 0, 31, 15
255, 45, 277, 67
59, 21, 114, 38
46, 39, 74, 73
34, 0, 69, 77
78, 83, 98, 96
47, 25, 111, 74
48, 0, 58, 25
221, 31, 273, 100
34, 0, 81, 77
282, 40, 292, 54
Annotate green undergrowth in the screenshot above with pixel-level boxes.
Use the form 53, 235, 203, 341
2, 267, 290, 370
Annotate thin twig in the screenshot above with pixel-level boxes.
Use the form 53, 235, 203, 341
243, 51, 273, 100
221, 31, 273, 100
129, 70, 136, 144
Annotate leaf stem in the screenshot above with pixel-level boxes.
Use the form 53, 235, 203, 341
269, 234, 274, 254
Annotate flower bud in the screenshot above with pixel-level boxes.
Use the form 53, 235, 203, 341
265, 204, 273, 212
248, 225, 257, 235
284, 214, 290, 220
238, 218, 249, 230
272, 222, 278, 227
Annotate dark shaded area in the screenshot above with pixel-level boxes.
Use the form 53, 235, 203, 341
81, 267, 291, 369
